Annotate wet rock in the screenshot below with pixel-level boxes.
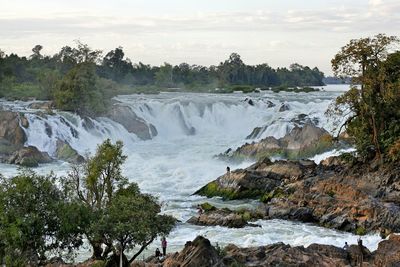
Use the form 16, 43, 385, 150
187, 203, 262, 228
187, 209, 248, 228
244, 98, 254, 106
279, 103, 290, 112
8, 146, 52, 167
246, 126, 266, 139
20, 115, 29, 128
107, 104, 157, 140
263, 99, 275, 108
55, 139, 85, 164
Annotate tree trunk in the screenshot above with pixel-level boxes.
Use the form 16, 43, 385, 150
128, 238, 155, 264
91, 241, 104, 259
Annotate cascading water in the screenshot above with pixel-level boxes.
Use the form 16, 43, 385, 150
0, 85, 382, 262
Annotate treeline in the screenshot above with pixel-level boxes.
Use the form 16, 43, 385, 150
0, 43, 324, 115
0, 140, 175, 266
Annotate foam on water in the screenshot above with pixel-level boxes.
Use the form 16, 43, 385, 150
0, 85, 384, 262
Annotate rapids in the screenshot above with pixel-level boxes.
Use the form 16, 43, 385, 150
0, 85, 382, 261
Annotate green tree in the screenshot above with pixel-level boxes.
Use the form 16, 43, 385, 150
30, 45, 43, 60
155, 63, 174, 87
96, 184, 175, 265
54, 62, 107, 116
0, 171, 78, 266
64, 139, 176, 261
329, 34, 400, 161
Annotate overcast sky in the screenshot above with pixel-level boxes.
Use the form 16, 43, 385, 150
1, 0, 399, 74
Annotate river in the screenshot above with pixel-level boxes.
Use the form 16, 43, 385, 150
0, 84, 382, 262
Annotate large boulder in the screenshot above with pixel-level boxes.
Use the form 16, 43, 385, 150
0, 111, 27, 146
55, 139, 85, 164
373, 234, 400, 266
220, 124, 335, 161
186, 203, 261, 228
107, 104, 157, 140
0, 111, 28, 162
195, 159, 315, 200
163, 236, 221, 267
8, 146, 52, 167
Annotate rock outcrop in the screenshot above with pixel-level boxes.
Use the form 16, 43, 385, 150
163, 236, 221, 267
187, 204, 262, 228
107, 104, 157, 140
0, 111, 28, 162
195, 158, 315, 200
55, 139, 85, 164
220, 124, 337, 161
8, 146, 52, 167
154, 235, 400, 267
196, 156, 400, 235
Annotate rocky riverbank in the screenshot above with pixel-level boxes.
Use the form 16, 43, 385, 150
195, 156, 400, 236
134, 235, 400, 267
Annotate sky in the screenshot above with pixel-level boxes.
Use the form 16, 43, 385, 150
0, 0, 399, 74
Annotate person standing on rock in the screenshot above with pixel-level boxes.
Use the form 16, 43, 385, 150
161, 237, 167, 256
343, 242, 349, 250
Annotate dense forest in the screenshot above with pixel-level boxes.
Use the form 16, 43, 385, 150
0, 43, 324, 115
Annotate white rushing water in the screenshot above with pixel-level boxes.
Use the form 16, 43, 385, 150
0, 85, 383, 261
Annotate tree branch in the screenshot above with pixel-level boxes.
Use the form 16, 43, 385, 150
128, 237, 155, 264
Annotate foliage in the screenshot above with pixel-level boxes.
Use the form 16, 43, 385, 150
0, 44, 325, 115
200, 202, 217, 212
355, 226, 367, 236
97, 184, 176, 263
0, 171, 79, 266
328, 34, 400, 162
55, 62, 107, 116
63, 139, 175, 261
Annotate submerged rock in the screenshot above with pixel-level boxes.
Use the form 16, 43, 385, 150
107, 104, 157, 140
279, 103, 290, 112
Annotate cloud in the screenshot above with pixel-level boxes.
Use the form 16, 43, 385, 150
0, 2, 399, 74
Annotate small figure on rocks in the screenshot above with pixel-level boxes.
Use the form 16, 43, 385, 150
155, 247, 161, 258
357, 238, 364, 265
197, 204, 204, 215
226, 166, 230, 174
343, 242, 349, 250
161, 237, 167, 256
